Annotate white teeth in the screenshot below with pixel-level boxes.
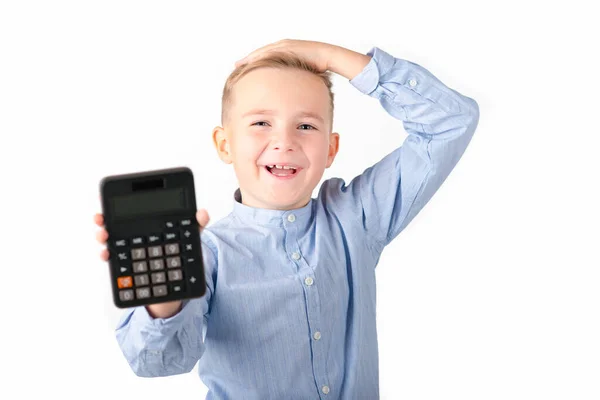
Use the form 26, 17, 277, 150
268, 164, 296, 170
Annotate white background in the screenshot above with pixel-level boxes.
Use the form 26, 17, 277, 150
1, 1, 598, 399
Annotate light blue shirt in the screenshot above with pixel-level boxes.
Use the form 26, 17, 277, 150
115, 46, 480, 399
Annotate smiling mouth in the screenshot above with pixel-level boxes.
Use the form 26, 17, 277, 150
265, 165, 299, 176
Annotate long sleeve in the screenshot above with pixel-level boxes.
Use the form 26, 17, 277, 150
321, 46, 479, 253
115, 238, 217, 377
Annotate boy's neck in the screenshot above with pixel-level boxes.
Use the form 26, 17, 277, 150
236, 188, 311, 211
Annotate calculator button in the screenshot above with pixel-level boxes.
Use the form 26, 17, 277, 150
117, 276, 133, 289
184, 243, 194, 252
149, 259, 165, 271
131, 248, 146, 260
165, 221, 176, 229
165, 243, 180, 255
131, 236, 145, 246
168, 269, 183, 281
119, 289, 134, 301
134, 274, 150, 286
180, 218, 192, 226
164, 232, 179, 241
151, 272, 166, 284
148, 245, 163, 258
170, 283, 185, 293
114, 239, 128, 247
133, 261, 148, 273
166, 256, 181, 268
117, 252, 128, 261
136, 287, 151, 299
182, 229, 192, 239
148, 234, 161, 244
118, 265, 129, 275
153, 285, 168, 297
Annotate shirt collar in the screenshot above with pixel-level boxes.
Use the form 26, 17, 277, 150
232, 188, 314, 228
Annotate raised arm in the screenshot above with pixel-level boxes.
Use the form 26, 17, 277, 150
322, 46, 480, 252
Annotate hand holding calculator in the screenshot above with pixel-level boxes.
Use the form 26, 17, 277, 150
97, 167, 208, 309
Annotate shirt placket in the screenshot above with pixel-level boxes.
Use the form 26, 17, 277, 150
283, 211, 331, 398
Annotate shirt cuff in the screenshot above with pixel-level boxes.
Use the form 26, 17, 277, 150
349, 47, 397, 95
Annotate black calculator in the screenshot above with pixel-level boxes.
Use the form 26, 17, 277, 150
100, 167, 206, 308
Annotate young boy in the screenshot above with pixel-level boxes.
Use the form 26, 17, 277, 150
94, 39, 479, 399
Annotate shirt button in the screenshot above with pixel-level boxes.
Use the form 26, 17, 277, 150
313, 331, 321, 340
292, 252, 301, 260
304, 276, 314, 286
322, 385, 330, 394
287, 214, 296, 222
409, 79, 417, 87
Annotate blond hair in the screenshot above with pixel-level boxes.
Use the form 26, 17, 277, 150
220, 51, 334, 130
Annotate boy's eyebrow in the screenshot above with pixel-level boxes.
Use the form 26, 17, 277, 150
242, 109, 325, 123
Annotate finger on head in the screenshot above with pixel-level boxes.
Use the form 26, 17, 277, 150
236, 42, 276, 66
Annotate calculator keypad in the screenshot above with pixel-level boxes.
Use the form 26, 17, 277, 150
113, 218, 196, 303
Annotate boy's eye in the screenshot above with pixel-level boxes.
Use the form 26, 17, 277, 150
299, 124, 316, 130
251, 121, 269, 127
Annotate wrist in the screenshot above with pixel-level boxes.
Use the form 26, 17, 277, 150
323, 43, 340, 73
326, 45, 371, 81
146, 300, 182, 319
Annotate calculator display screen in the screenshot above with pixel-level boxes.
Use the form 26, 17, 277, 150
111, 187, 188, 219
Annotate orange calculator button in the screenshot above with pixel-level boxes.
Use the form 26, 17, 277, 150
117, 276, 133, 288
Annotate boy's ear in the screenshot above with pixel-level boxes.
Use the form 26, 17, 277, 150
212, 126, 233, 164
325, 132, 340, 168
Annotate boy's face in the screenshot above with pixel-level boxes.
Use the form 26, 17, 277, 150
213, 67, 339, 210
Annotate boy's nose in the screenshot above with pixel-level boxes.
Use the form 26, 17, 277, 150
270, 130, 296, 151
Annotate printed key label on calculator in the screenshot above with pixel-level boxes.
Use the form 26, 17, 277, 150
100, 167, 207, 308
